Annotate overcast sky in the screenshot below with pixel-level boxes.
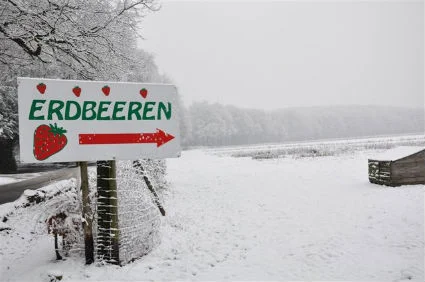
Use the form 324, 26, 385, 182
140, 0, 424, 110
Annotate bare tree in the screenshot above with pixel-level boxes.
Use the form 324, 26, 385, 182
0, 0, 157, 79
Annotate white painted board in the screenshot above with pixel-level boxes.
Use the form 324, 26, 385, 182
18, 77, 181, 163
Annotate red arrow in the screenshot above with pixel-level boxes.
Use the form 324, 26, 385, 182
79, 129, 175, 147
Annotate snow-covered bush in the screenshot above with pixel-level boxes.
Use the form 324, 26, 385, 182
46, 212, 81, 259
38, 179, 84, 257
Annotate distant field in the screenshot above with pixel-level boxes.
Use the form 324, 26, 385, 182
207, 134, 425, 159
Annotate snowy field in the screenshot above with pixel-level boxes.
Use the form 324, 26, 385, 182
0, 144, 424, 281
207, 134, 425, 159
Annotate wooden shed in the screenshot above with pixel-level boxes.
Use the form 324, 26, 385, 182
368, 146, 425, 186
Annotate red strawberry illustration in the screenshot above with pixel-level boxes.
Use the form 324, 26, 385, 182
33, 123, 67, 160
140, 88, 148, 98
102, 85, 110, 96
72, 86, 81, 97
36, 83, 46, 94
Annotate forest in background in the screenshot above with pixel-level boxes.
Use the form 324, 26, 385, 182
182, 103, 424, 147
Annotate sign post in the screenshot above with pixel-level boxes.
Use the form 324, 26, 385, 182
18, 77, 181, 264
96, 160, 119, 264
78, 161, 94, 264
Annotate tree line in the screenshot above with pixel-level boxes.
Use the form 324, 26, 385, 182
181, 102, 424, 147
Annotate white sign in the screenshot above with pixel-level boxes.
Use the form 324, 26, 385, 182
18, 77, 181, 163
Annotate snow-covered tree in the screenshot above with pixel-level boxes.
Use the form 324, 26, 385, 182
0, 0, 157, 79
0, 86, 18, 172
0, 0, 166, 171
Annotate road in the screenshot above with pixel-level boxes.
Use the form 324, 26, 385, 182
0, 167, 79, 205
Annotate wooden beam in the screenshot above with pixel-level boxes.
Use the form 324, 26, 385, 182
79, 161, 94, 264
97, 160, 119, 264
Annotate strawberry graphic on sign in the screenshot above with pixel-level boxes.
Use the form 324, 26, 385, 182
102, 85, 110, 96
33, 123, 68, 160
72, 86, 81, 97
36, 83, 46, 94
140, 88, 148, 98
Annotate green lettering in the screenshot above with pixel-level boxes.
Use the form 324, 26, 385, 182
29, 100, 46, 120
47, 100, 64, 120
65, 101, 81, 120
97, 101, 111, 120
128, 102, 142, 120
158, 102, 172, 120
143, 102, 156, 120
112, 101, 126, 120
82, 101, 97, 120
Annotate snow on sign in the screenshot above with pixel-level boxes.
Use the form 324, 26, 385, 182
18, 77, 181, 163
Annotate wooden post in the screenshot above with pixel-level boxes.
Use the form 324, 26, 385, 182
97, 160, 119, 264
143, 175, 166, 216
79, 161, 94, 264
54, 233, 62, 260
132, 160, 166, 216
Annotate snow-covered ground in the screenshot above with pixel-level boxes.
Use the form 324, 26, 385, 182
0, 172, 42, 185
208, 134, 425, 159
0, 148, 424, 281
0, 177, 18, 185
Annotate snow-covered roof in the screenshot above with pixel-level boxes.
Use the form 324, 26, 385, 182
369, 146, 424, 161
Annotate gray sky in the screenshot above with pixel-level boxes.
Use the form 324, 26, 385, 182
140, 0, 424, 110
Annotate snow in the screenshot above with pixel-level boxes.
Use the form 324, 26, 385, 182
0, 172, 43, 185
208, 134, 425, 159
0, 222, 11, 231
0, 149, 424, 281
369, 146, 424, 161
0, 177, 17, 185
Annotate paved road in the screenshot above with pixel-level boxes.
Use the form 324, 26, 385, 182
0, 167, 80, 204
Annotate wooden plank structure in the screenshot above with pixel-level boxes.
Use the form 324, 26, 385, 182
368, 146, 425, 186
